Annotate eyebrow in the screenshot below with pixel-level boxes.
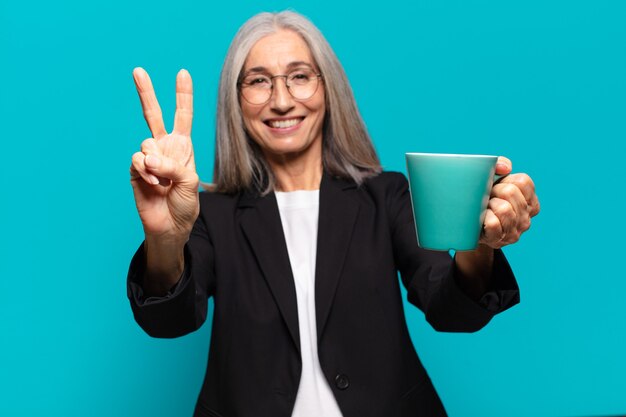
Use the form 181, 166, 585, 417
243, 61, 316, 75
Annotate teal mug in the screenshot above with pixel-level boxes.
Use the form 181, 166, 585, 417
405, 153, 501, 251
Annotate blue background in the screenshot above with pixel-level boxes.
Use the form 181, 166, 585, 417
1, 0, 625, 416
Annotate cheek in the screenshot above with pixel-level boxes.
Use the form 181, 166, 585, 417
312, 102, 326, 129
312, 93, 326, 123
241, 107, 264, 135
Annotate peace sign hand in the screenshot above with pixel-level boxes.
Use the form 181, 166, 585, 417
130, 68, 200, 241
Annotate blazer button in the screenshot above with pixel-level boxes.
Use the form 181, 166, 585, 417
335, 374, 350, 390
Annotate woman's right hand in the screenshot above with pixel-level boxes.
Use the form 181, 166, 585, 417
130, 68, 200, 242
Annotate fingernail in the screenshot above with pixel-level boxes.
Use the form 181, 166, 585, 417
145, 154, 161, 168
148, 174, 159, 185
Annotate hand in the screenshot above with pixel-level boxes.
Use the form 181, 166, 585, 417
479, 156, 541, 249
130, 68, 200, 240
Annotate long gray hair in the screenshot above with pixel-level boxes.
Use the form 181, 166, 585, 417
214, 11, 381, 194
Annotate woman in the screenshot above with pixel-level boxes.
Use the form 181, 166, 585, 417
128, 11, 540, 417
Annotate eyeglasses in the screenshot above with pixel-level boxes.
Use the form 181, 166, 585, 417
239, 67, 323, 105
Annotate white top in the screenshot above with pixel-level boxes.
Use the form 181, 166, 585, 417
275, 190, 343, 417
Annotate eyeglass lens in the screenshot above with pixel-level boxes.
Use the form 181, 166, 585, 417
240, 68, 320, 104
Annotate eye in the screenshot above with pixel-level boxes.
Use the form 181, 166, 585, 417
243, 75, 271, 87
289, 70, 313, 84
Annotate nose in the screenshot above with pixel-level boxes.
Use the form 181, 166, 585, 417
269, 77, 295, 113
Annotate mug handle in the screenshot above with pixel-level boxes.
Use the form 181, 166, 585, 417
493, 173, 508, 184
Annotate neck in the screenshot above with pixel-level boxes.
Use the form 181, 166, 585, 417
265, 148, 323, 192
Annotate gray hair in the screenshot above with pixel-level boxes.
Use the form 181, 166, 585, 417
213, 10, 381, 194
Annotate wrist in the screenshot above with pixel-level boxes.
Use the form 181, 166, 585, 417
143, 236, 187, 296
454, 244, 495, 301
144, 231, 190, 249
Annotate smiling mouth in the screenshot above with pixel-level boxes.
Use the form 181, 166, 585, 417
265, 118, 304, 129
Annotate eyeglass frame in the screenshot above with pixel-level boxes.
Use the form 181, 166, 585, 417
238, 68, 324, 105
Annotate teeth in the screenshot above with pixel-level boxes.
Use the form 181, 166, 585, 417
269, 118, 301, 128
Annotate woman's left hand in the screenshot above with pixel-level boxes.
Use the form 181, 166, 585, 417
479, 156, 541, 249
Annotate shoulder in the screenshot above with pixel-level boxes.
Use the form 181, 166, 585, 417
363, 171, 407, 187
331, 171, 409, 214
359, 171, 409, 197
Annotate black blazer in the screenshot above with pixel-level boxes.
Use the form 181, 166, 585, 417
128, 171, 519, 417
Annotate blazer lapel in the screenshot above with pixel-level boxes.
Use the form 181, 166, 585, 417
238, 190, 300, 352
315, 174, 359, 341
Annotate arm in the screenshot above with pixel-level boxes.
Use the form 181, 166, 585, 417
127, 203, 215, 338
453, 245, 494, 302
388, 172, 520, 332
142, 235, 186, 297
127, 68, 210, 338
453, 156, 541, 303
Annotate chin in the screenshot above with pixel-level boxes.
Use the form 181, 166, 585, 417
263, 137, 317, 156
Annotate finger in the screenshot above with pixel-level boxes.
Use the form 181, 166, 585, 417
495, 156, 512, 175
173, 69, 194, 136
488, 197, 518, 237
481, 209, 504, 246
140, 137, 160, 155
491, 182, 526, 219
139, 138, 171, 186
528, 194, 541, 217
131, 152, 160, 185
499, 173, 541, 217
144, 153, 198, 185
499, 173, 536, 204
133, 67, 168, 139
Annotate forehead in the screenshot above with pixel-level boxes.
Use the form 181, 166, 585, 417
244, 29, 315, 72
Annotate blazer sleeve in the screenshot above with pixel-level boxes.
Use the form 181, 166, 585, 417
127, 206, 215, 338
386, 172, 520, 332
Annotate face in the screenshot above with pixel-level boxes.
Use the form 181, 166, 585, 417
240, 30, 326, 163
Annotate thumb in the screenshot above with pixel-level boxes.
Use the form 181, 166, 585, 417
495, 156, 512, 175
144, 154, 196, 184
